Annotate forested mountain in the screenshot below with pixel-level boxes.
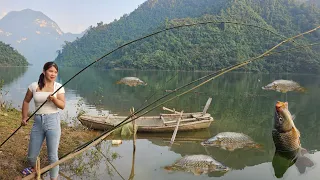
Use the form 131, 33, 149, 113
0, 41, 29, 66
55, 0, 320, 73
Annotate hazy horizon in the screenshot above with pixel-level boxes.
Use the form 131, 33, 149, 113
0, 0, 147, 34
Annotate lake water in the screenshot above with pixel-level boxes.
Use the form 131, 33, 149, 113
1, 66, 320, 180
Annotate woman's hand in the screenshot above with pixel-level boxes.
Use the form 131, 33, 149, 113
47, 94, 55, 102
21, 117, 29, 126
47, 94, 65, 110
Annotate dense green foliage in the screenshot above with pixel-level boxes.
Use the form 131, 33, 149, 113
0, 41, 29, 66
55, 0, 320, 73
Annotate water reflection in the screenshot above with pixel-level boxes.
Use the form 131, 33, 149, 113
56, 141, 122, 180
0, 67, 27, 87
272, 148, 314, 178
151, 138, 272, 171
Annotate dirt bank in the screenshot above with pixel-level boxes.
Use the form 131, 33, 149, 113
0, 107, 101, 179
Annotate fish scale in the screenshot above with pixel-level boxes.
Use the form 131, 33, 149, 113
164, 154, 229, 175
176, 155, 216, 167
272, 129, 301, 151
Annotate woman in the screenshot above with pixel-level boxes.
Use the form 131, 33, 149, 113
21, 62, 65, 180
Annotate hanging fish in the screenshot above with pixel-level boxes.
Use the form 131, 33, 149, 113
116, 77, 147, 87
164, 154, 229, 175
272, 101, 314, 178
200, 132, 262, 151
262, 79, 306, 93
272, 101, 301, 151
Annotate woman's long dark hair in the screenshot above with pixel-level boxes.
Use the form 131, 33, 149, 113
38, 62, 59, 90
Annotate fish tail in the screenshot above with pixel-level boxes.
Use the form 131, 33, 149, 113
253, 144, 265, 152
163, 166, 173, 171
295, 156, 314, 174
254, 143, 263, 149
297, 87, 307, 93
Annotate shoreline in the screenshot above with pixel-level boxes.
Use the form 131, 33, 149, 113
58, 66, 320, 76
1, 65, 319, 76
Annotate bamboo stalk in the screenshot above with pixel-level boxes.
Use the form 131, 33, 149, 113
170, 111, 184, 147
36, 157, 40, 180
162, 106, 180, 114
160, 113, 187, 116
160, 112, 202, 116
202, 97, 212, 115
58, 172, 72, 180
164, 118, 197, 124
128, 107, 136, 180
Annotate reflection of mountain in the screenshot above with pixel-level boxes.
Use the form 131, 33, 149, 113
0, 67, 27, 86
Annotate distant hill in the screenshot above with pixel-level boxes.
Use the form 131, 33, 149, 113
0, 41, 28, 66
0, 9, 84, 65
55, 0, 320, 73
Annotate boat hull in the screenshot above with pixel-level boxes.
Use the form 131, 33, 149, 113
78, 113, 214, 133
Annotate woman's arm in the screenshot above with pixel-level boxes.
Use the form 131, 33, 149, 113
21, 89, 33, 125
48, 93, 65, 110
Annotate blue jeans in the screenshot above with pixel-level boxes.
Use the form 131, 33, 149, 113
27, 112, 61, 178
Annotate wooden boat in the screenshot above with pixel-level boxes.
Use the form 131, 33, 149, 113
78, 98, 214, 133
78, 112, 214, 133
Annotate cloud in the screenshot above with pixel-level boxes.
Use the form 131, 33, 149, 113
0, 11, 7, 19
62, 24, 86, 34
75, 24, 86, 34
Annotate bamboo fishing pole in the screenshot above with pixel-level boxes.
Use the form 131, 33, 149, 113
0, 20, 288, 148
22, 24, 320, 180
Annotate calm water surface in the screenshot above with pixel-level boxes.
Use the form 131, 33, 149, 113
1, 66, 320, 180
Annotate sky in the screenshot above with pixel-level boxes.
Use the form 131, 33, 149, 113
0, 0, 147, 34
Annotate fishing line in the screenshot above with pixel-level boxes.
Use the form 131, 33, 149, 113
136, 71, 179, 113
204, 146, 211, 156
23, 25, 320, 179
285, 45, 289, 102
95, 147, 126, 180
1, 21, 288, 148
221, 151, 232, 166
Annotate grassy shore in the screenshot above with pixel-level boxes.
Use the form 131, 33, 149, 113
0, 106, 101, 179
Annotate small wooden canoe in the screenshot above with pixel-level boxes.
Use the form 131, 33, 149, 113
78, 112, 214, 133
